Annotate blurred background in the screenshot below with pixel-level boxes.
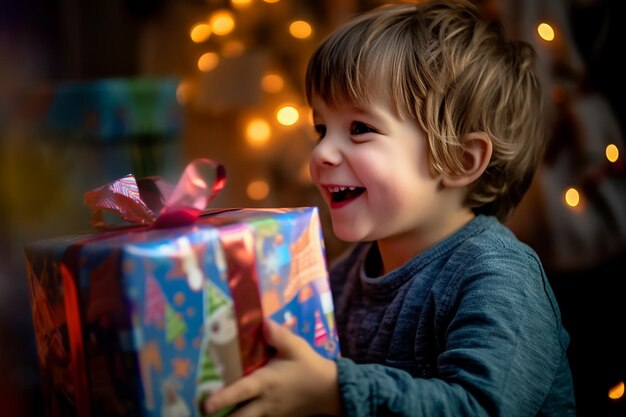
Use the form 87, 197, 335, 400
0, 0, 624, 416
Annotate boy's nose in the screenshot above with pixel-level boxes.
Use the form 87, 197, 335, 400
310, 136, 342, 167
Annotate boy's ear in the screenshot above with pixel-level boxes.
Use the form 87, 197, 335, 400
441, 133, 492, 188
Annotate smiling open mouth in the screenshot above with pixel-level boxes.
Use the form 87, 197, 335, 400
328, 186, 366, 204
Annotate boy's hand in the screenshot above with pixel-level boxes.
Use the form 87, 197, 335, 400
203, 319, 341, 417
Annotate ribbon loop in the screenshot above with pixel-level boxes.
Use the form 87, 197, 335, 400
83, 158, 226, 230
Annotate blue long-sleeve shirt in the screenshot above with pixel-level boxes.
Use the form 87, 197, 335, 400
330, 215, 576, 417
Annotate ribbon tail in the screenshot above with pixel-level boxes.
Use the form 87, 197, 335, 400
219, 224, 272, 375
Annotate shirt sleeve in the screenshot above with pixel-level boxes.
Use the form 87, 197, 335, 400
336, 357, 489, 416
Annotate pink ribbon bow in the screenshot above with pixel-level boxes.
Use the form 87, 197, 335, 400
83, 158, 226, 230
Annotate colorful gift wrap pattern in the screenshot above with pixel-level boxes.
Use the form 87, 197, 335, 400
24, 207, 340, 417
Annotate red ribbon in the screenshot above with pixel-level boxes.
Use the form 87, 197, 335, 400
61, 263, 90, 417
219, 224, 273, 375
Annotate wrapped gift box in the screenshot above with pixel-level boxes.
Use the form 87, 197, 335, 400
24, 77, 182, 141
20, 77, 184, 180
23, 161, 340, 417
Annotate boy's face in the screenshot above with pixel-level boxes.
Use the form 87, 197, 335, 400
309, 95, 454, 245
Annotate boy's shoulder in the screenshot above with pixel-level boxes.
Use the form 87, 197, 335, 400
448, 215, 546, 281
453, 215, 541, 263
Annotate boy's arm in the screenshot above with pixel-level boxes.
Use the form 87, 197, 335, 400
335, 250, 571, 417
203, 320, 342, 417
206, 251, 570, 417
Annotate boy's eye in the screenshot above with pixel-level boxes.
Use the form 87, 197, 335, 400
314, 124, 326, 140
350, 121, 375, 135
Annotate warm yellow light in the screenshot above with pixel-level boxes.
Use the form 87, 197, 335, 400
190, 23, 212, 43
606, 144, 619, 163
210, 10, 235, 36
277, 105, 299, 126
231, 0, 252, 8
263, 0, 280, 3
261, 73, 284, 93
197, 52, 219, 72
222, 40, 245, 58
246, 118, 271, 146
564, 187, 580, 208
247, 179, 270, 201
289, 20, 312, 39
176, 81, 193, 104
537, 23, 555, 41
609, 381, 625, 400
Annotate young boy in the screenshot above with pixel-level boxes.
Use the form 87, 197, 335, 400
204, 0, 576, 416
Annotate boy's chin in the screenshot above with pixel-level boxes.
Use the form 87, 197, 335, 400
331, 225, 366, 243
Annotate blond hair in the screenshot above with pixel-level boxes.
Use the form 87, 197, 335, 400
305, 0, 545, 220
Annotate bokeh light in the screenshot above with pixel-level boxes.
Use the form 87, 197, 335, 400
197, 52, 219, 72
231, 0, 252, 8
606, 144, 619, 163
276, 105, 299, 126
190, 23, 212, 43
609, 381, 625, 400
246, 118, 271, 146
564, 187, 580, 208
289, 20, 312, 39
261, 73, 284, 93
537, 23, 555, 41
210, 10, 235, 36
247, 179, 270, 200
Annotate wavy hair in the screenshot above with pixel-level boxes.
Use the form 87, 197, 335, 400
306, 0, 545, 220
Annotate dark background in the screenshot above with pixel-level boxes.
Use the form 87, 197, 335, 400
1, 1, 625, 416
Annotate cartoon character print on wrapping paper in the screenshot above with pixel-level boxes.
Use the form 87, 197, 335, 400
195, 241, 242, 417
154, 232, 239, 416
253, 211, 323, 314
196, 280, 242, 394
253, 209, 339, 357
273, 280, 339, 359
161, 377, 191, 417
125, 231, 216, 416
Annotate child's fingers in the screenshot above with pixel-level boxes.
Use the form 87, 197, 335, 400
219, 398, 265, 417
203, 376, 262, 415
264, 319, 306, 357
